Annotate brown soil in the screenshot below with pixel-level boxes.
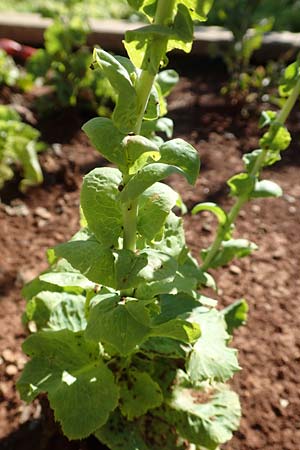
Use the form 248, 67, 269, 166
0, 58, 300, 450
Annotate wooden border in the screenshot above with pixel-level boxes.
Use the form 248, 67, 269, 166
0, 12, 299, 59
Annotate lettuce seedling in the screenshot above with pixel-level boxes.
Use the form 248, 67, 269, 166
0, 105, 44, 190
18, 2, 300, 449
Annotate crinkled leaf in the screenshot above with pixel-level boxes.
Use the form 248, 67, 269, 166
169, 386, 241, 449
260, 124, 291, 152
40, 271, 94, 291
159, 138, 200, 185
54, 234, 115, 287
80, 168, 123, 247
95, 411, 150, 450
137, 182, 178, 240
93, 48, 138, 133
192, 202, 227, 226
166, 4, 194, 54
119, 370, 163, 420
187, 309, 240, 382
141, 337, 188, 359
222, 299, 248, 335
17, 330, 119, 439
85, 294, 151, 355
82, 118, 125, 165
25, 291, 86, 332
252, 179, 283, 198
120, 163, 188, 202
151, 319, 200, 343
202, 239, 258, 268
150, 212, 186, 259
123, 134, 160, 174
115, 248, 177, 289
227, 173, 256, 197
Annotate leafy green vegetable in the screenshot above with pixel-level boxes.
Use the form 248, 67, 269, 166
19, 1, 300, 449
0, 105, 44, 190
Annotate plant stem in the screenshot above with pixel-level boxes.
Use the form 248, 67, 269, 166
122, 0, 176, 257
201, 78, 300, 272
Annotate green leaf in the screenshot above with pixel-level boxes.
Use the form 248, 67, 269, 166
192, 202, 227, 226
137, 182, 178, 240
115, 248, 177, 289
202, 239, 258, 268
259, 110, 277, 129
124, 24, 173, 71
119, 370, 163, 420
279, 60, 300, 97
93, 48, 138, 133
187, 309, 240, 382
159, 138, 200, 185
150, 212, 185, 259
166, 4, 194, 54
227, 173, 256, 197
115, 250, 148, 290
25, 291, 86, 332
123, 134, 160, 174
54, 232, 115, 287
85, 294, 151, 355
141, 117, 174, 141
0, 105, 20, 121
80, 168, 123, 247
120, 163, 189, 203
151, 319, 200, 344
260, 124, 291, 152
17, 330, 119, 439
222, 299, 248, 335
169, 386, 241, 449
95, 411, 150, 450
252, 179, 283, 198
179, 0, 214, 21
40, 271, 95, 291
82, 118, 125, 165
141, 337, 188, 359
156, 69, 179, 97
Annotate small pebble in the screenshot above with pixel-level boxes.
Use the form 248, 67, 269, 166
2, 349, 15, 363
288, 206, 297, 214
251, 204, 261, 213
4, 203, 30, 217
284, 194, 296, 203
202, 223, 212, 232
280, 398, 289, 408
0, 382, 9, 396
229, 265, 242, 275
5, 364, 18, 376
34, 207, 52, 220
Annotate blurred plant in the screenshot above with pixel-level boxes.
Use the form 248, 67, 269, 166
208, 0, 274, 101
0, 105, 44, 190
27, 13, 115, 115
0, 0, 131, 20
0, 49, 21, 88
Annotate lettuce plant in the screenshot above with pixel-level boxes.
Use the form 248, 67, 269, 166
27, 15, 114, 114
0, 105, 44, 190
18, 1, 300, 449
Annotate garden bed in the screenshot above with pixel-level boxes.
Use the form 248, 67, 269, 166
0, 58, 300, 450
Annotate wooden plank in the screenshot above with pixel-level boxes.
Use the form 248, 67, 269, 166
0, 12, 299, 59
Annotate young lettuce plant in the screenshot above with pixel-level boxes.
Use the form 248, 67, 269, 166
18, 2, 300, 450
0, 105, 44, 191
194, 58, 300, 271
